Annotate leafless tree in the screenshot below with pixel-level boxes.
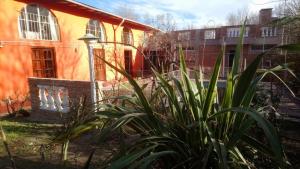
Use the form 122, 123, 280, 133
226, 7, 259, 25
275, 0, 300, 17
142, 13, 179, 72
272, 0, 300, 94
151, 13, 177, 32
183, 22, 196, 30
273, 0, 300, 43
142, 13, 155, 26
114, 6, 178, 71
114, 4, 140, 21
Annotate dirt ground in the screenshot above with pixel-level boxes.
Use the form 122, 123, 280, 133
0, 116, 118, 169
1, 113, 300, 169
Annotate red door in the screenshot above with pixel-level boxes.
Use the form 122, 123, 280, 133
93, 49, 106, 81
124, 50, 132, 75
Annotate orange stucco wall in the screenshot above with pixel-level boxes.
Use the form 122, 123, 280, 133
0, 0, 149, 105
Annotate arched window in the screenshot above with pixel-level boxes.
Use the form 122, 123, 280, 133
122, 27, 133, 45
86, 19, 106, 42
142, 31, 150, 45
18, 4, 60, 40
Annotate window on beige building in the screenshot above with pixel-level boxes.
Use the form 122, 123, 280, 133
18, 4, 60, 40
86, 19, 106, 42
122, 27, 134, 45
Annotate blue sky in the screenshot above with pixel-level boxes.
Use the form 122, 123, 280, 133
75, 0, 278, 28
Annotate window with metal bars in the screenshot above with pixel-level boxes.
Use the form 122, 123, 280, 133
86, 19, 106, 42
18, 4, 60, 40
122, 27, 133, 45
31, 48, 57, 78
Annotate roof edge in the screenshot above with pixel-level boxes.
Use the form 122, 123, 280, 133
65, 0, 161, 31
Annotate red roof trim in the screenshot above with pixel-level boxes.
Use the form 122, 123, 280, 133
62, 0, 160, 31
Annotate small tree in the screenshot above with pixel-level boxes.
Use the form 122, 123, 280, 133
273, 0, 300, 95
114, 4, 140, 21
226, 7, 259, 25
142, 13, 179, 73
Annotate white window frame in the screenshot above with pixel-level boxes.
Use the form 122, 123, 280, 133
204, 30, 216, 40
122, 28, 133, 45
178, 32, 191, 41
141, 32, 149, 46
86, 19, 106, 42
18, 4, 60, 41
227, 27, 249, 38
261, 27, 277, 37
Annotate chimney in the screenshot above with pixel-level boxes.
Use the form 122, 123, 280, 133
259, 8, 273, 24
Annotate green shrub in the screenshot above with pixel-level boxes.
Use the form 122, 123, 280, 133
90, 27, 300, 169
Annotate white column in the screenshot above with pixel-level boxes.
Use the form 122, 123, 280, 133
53, 87, 63, 111
38, 85, 48, 109
87, 43, 97, 104
61, 88, 69, 113
79, 34, 99, 107
47, 87, 56, 110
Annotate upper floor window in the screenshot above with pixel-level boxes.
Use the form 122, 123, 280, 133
86, 19, 106, 41
204, 30, 216, 39
261, 27, 277, 37
227, 27, 249, 38
178, 32, 191, 41
18, 4, 60, 40
141, 32, 150, 45
122, 27, 133, 45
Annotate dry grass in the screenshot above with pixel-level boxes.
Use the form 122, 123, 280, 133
0, 117, 118, 169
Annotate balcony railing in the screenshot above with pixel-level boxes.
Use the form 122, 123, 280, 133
29, 78, 93, 113
37, 85, 69, 112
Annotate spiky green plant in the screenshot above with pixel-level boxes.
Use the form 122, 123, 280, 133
90, 27, 299, 168
53, 97, 103, 164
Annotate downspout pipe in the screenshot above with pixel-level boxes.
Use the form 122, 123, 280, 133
113, 18, 125, 80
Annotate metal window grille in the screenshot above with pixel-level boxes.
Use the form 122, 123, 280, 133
122, 29, 133, 45
18, 5, 60, 40
86, 19, 105, 41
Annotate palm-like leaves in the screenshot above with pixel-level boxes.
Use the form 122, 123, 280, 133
90, 28, 299, 168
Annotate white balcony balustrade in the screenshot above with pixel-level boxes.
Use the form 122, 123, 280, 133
37, 85, 69, 112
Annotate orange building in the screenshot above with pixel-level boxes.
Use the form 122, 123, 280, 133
0, 0, 157, 113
